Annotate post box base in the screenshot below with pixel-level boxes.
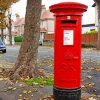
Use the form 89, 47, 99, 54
53, 87, 81, 100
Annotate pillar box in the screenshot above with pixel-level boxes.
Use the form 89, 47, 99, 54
49, 2, 88, 100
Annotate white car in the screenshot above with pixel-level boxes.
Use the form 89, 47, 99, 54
39, 40, 43, 45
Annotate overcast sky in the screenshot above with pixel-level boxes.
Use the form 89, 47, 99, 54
12, 0, 95, 24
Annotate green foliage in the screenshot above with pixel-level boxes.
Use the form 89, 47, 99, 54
25, 77, 54, 86
84, 30, 98, 34
14, 35, 23, 42
82, 43, 96, 48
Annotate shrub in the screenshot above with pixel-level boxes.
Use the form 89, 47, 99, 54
14, 35, 23, 42
82, 43, 96, 48
84, 30, 98, 34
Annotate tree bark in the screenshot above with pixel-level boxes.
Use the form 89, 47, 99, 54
94, 0, 100, 49
0, 11, 4, 41
9, 0, 42, 80
8, 13, 12, 45
1, 27, 4, 41
97, 2, 100, 49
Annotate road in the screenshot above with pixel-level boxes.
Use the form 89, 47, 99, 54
0, 46, 100, 96
0, 46, 100, 63
0, 46, 54, 63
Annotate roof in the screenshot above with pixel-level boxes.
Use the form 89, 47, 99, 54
92, 3, 96, 7
40, 28, 47, 32
41, 10, 54, 20
82, 24, 95, 27
11, 31, 19, 35
13, 18, 25, 26
13, 5, 54, 26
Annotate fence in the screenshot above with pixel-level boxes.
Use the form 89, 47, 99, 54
82, 34, 98, 45
44, 33, 98, 45
44, 34, 54, 41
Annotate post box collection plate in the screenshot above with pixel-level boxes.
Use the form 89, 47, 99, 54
64, 30, 74, 46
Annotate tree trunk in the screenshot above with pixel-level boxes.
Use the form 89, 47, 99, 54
94, 0, 100, 49
96, 2, 100, 49
8, 14, 12, 45
1, 27, 3, 41
9, 0, 42, 80
0, 11, 4, 41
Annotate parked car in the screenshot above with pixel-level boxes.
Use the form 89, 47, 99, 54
39, 40, 43, 45
0, 39, 6, 53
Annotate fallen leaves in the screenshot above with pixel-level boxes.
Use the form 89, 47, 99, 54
18, 94, 23, 100
81, 92, 91, 100
88, 97, 96, 100
22, 90, 32, 94
37, 58, 53, 68
0, 77, 8, 81
0, 78, 3, 81
0, 49, 100, 100
23, 90, 28, 94
7, 86, 13, 90
18, 88, 39, 100
85, 82, 95, 88
95, 67, 100, 71
12, 87, 17, 91
0, 64, 3, 68
0, 63, 14, 69
0, 65, 4, 73
40, 94, 54, 100
86, 76, 92, 79
39, 85, 45, 88
23, 97, 30, 100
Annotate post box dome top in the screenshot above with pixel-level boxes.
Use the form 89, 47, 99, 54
49, 2, 88, 15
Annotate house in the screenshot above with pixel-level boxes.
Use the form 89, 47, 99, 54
40, 5, 54, 34
11, 4, 98, 44
13, 17, 25, 35
92, 3, 98, 26
12, 5, 54, 44
82, 23, 97, 34
0, 20, 16, 45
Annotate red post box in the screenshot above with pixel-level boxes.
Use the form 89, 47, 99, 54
49, 2, 88, 100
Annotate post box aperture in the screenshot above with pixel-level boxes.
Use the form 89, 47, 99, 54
61, 20, 76, 24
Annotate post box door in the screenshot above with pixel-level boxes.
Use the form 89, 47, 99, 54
54, 26, 81, 88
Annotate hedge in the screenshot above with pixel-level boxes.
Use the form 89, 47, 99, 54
82, 43, 96, 48
14, 35, 23, 42
84, 30, 98, 34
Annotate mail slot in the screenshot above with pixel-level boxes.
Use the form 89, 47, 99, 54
61, 20, 77, 24
49, 2, 88, 100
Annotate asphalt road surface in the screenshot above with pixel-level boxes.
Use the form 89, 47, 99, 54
0, 46, 100, 96
0, 46, 100, 64
0, 46, 54, 63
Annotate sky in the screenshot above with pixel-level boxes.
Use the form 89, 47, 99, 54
12, 0, 95, 24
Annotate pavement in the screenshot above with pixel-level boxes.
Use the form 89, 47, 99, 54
0, 80, 53, 100
0, 46, 100, 100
